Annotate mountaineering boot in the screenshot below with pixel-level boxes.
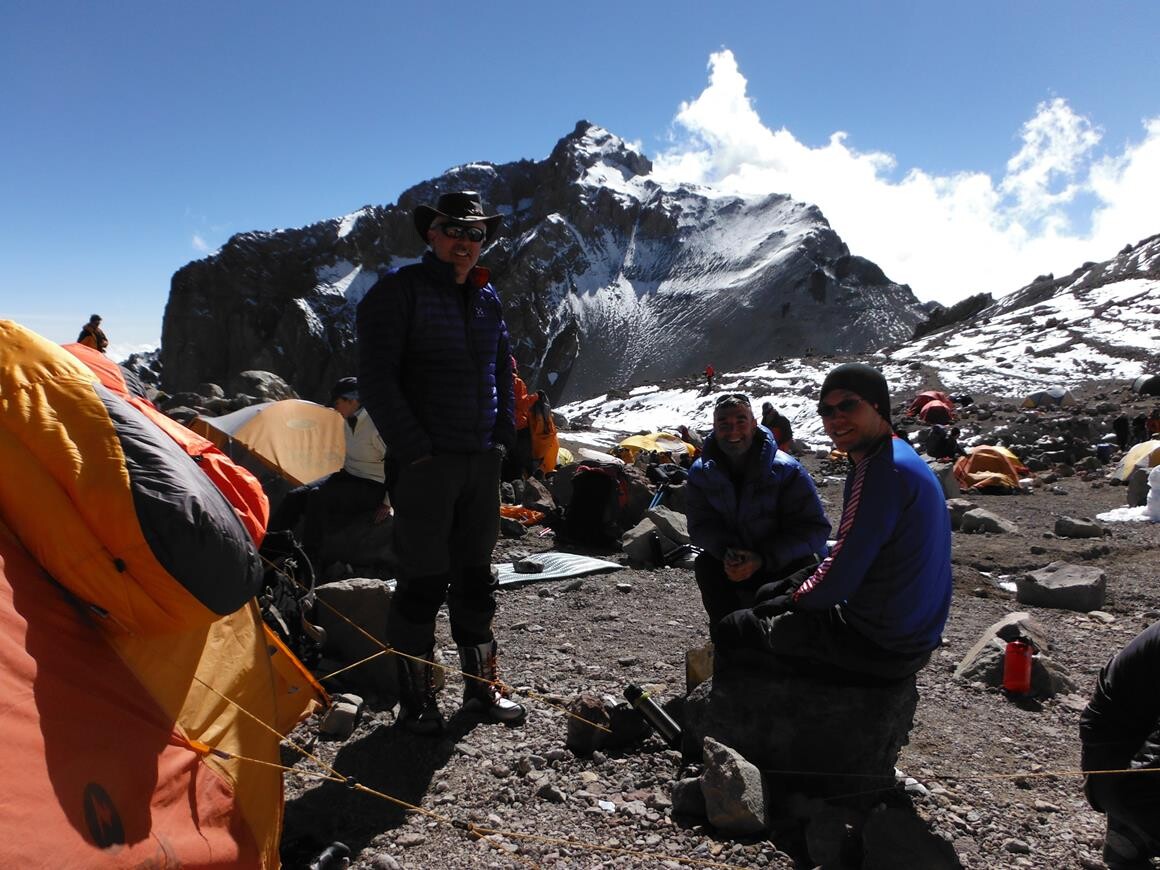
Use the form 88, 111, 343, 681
458, 640, 527, 724
1102, 815, 1157, 869
394, 648, 444, 735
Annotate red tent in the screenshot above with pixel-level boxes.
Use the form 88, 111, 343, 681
907, 390, 952, 417
919, 400, 955, 424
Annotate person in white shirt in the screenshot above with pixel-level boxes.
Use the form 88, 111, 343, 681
268, 377, 391, 566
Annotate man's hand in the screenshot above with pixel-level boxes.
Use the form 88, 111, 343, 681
753, 593, 793, 618
723, 547, 762, 583
373, 503, 393, 524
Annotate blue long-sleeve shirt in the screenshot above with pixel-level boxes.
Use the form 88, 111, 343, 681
794, 435, 952, 655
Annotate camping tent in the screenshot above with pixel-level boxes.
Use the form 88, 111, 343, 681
1131, 374, 1160, 396
953, 445, 1029, 493
191, 400, 345, 504
1114, 440, 1160, 481
0, 322, 323, 865
918, 400, 955, 424
1021, 385, 1077, 408
615, 432, 693, 462
907, 390, 952, 417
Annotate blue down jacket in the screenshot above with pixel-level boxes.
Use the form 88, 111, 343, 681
686, 425, 830, 574
356, 253, 515, 465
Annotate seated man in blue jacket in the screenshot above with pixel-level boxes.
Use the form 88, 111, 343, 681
717, 364, 952, 681
685, 393, 830, 642
1080, 620, 1160, 868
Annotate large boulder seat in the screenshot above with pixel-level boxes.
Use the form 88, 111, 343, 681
683, 657, 918, 806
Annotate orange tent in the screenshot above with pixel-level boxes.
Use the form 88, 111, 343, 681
953, 445, 1029, 493
0, 321, 323, 866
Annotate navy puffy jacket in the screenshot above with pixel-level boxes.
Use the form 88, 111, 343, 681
356, 252, 515, 465
686, 425, 830, 574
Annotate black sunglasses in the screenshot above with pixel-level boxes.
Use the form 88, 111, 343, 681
817, 396, 864, 418
436, 222, 487, 243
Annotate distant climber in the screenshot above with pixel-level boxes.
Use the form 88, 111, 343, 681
77, 314, 109, 353
704, 363, 715, 392
759, 402, 794, 452
926, 424, 967, 460
1112, 415, 1131, 451
1147, 409, 1160, 439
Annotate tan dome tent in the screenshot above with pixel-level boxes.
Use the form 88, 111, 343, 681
191, 400, 345, 507
1021, 385, 1077, 409
1131, 374, 1160, 396
1114, 440, 1160, 481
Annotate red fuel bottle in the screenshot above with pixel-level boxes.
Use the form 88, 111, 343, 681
1002, 640, 1034, 694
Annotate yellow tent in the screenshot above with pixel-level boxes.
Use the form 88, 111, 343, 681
191, 399, 345, 486
1115, 440, 1160, 481
615, 432, 692, 462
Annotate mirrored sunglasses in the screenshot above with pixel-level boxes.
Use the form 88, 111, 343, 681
817, 396, 864, 418
437, 223, 487, 242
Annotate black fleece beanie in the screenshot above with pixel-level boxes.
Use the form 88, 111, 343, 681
820, 363, 892, 422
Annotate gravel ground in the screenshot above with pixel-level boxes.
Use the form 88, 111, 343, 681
279, 391, 1160, 870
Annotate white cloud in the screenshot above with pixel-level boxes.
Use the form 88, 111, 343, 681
192, 233, 210, 253
653, 50, 1160, 306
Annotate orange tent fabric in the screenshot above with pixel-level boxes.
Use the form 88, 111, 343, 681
907, 390, 952, 417
0, 322, 324, 866
919, 399, 955, 424
63, 342, 269, 546
953, 445, 1028, 493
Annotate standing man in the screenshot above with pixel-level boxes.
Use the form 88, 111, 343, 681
77, 314, 109, 353
1080, 620, 1160, 868
357, 191, 523, 734
717, 364, 952, 681
685, 393, 830, 642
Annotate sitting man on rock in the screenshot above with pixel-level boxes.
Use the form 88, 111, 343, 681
1080, 620, 1160, 868
716, 364, 952, 681
685, 393, 830, 642
268, 376, 392, 570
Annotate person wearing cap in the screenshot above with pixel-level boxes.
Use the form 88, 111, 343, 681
716, 363, 952, 680
77, 314, 109, 353
685, 393, 830, 642
268, 376, 392, 566
1080, 620, 1160, 867
759, 402, 794, 453
356, 191, 522, 734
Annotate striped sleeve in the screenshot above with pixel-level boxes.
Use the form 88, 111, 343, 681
792, 450, 885, 608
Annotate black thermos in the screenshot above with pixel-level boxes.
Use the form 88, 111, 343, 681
624, 683, 682, 748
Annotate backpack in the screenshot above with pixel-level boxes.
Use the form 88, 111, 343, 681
256, 530, 326, 666
563, 464, 630, 547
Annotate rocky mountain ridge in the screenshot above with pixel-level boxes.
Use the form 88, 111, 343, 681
161, 121, 926, 403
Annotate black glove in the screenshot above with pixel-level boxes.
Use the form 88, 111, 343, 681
753, 593, 793, 618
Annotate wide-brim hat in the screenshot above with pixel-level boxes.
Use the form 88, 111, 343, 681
413, 191, 502, 245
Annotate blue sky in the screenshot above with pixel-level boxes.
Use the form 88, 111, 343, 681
3, 1, 1158, 358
